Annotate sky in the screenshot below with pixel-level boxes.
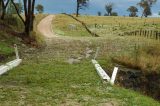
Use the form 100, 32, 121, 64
35, 0, 160, 17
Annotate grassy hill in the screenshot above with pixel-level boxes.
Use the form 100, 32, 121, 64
0, 16, 23, 63
53, 14, 160, 37
0, 14, 160, 105
0, 14, 47, 63
52, 14, 160, 101
53, 14, 160, 73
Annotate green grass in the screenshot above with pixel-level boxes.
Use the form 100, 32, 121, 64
0, 28, 20, 62
53, 15, 90, 37
0, 56, 159, 105
0, 14, 160, 105
0, 42, 14, 55
0, 14, 48, 62
0, 37, 160, 105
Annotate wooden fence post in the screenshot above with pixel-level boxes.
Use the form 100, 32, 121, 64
145, 30, 147, 37
156, 31, 158, 40
147, 30, 149, 38
150, 30, 153, 38
140, 30, 142, 36
134, 31, 136, 36
158, 31, 160, 40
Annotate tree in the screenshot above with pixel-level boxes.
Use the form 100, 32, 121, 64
104, 13, 108, 16
105, 2, 114, 16
11, 0, 35, 36
97, 11, 101, 16
127, 6, 138, 17
35, 4, 44, 14
111, 12, 118, 16
138, 0, 157, 17
76, 0, 89, 17
0, 0, 10, 20
7, 1, 23, 14
0, 0, 2, 13
15, 2, 23, 14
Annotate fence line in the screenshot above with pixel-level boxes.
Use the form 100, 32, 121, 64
123, 30, 160, 40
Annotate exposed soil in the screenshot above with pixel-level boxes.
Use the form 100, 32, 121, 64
0, 55, 6, 62
37, 15, 57, 39
114, 66, 160, 101
109, 58, 160, 101
0, 53, 15, 62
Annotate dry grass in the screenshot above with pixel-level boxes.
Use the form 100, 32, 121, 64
0, 14, 160, 105
53, 15, 160, 37
77, 15, 160, 25
52, 14, 160, 73
53, 15, 91, 37
110, 38, 160, 73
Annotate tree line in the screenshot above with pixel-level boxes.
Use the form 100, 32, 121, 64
76, 0, 158, 17
96, 0, 157, 17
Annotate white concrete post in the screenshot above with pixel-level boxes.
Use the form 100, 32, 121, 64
110, 67, 119, 85
92, 59, 111, 81
14, 44, 19, 59
94, 47, 100, 60
0, 44, 22, 76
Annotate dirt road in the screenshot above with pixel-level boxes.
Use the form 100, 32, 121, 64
37, 15, 57, 39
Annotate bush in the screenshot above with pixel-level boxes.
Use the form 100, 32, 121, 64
4, 15, 24, 31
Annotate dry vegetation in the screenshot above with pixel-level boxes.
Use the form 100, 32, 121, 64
52, 15, 160, 101
0, 15, 23, 63
0, 14, 160, 105
53, 14, 160, 73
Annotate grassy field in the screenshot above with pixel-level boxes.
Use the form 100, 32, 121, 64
53, 14, 160, 73
0, 14, 160, 105
53, 14, 160, 37
53, 15, 90, 37
0, 38, 160, 105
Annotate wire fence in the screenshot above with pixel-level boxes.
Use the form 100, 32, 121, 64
123, 30, 160, 40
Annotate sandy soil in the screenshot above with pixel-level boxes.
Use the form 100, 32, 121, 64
37, 15, 57, 39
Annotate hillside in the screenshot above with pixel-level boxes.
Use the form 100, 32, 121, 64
0, 15, 160, 105
0, 14, 45, 63
53, 14, 160, 101
53, 15, 160, 71
53, 14, 160, 37
0, 16, 23, 63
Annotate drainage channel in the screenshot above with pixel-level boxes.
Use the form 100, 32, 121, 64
115, 66, 160, 101
93, 47, 160, 101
